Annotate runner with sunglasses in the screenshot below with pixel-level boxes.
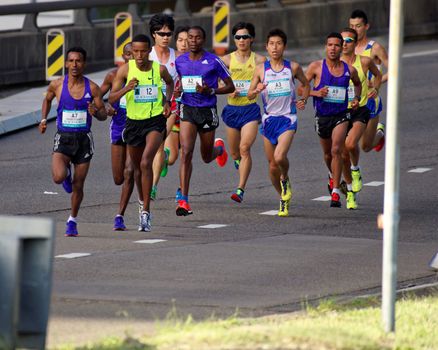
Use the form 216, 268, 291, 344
220, 22, 266, 203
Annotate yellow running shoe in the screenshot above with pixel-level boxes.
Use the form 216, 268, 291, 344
280, 178, 292, 201
278, 199, 289, 217
346, 191, 358, 210
351, 169, 363, 193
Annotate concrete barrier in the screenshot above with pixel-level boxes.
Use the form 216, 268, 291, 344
1, 0, 437, 87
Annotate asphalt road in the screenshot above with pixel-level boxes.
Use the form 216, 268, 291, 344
1, 39, 438, 347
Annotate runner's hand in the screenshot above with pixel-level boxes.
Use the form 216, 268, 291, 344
367, 88, 378, 99
106, 104, 116, 117
163, 102, 171, 118
316, 86, 328, 98
296, 99, 307, 110
350, 98, 360, 110
255, 82, 267, 94
196, 83, 211, 95
126, 77, 139, 91
39, 119, 47, 134
174, 84, 182, 98
87, 102, 98, 116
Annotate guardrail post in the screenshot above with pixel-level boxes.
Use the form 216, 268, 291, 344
74, 8, 92, 27
174, 0, 191, 16
22, 13, 39, 32
128, 3, 142, 21
0, 216, 55, 350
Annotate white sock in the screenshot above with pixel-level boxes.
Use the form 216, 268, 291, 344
332, 188, 341, 195
347, 183, 353, 191
351, 165, 359, 171
68, 216, 77, 223
116, 214, 123, 218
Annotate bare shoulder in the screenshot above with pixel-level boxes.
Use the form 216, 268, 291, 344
88, 79, 102, 96
255, 53, 266, 64
221, 53, 231, 66
307, 60, 322, 72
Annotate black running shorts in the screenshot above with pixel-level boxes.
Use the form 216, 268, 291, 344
180, 104, 219, 132
314, 111, 350, 139
349, 106, 370, 126
53, 131, 94, 164
123, 115, 167, 147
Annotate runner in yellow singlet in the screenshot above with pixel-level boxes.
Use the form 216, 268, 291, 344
220, 22, 266, 203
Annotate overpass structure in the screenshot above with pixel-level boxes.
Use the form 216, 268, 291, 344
1, 0, 437, 86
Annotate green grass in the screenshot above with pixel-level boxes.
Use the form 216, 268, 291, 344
56, 294, 438, 350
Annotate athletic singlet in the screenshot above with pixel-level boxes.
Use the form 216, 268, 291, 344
261, 59, 297, 117
228, 52, 256, 106
149, 46, 178, 96
361, 40, 383, 80
125, 60, 163, 120
313, 59, 350, 116
347, 55, 368, 108
56, 75, 93, 132
110, 83, 127, 128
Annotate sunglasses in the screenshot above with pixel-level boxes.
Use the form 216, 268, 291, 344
234, 34, 252, 40
155, 31, 173, 37
343, 37, 355, 43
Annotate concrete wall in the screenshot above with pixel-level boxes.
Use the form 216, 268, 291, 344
1, 0, 437, 87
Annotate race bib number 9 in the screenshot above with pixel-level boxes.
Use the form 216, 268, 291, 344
323, 86, 346, 103
267, 79, 291, 98
62, 109, 87, 128
181, 75, 202, 93
134, 85, 158, 103
234, 80, 251, 96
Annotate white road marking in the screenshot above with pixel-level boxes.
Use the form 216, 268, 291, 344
403, 49, 438, 58
260, 210, 279, 216
408, 167, 432, 173
44, 191, 58, 195
55, 253, 91, 259
364, 181, 385, 187
134, 239, 167, 244
312, 196, 331, 201
197, 224, 228, 229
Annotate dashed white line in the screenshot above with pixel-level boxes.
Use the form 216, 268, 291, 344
403, 49, 438, 58
44, 191, 58, 195
197, 224, 228, 229
408, 167, 432, 173
134, 239, 167, 244
55, 253, 91, 259
312, 196, 331, 201
260, 210, 278, 216
364, 181, 385, 187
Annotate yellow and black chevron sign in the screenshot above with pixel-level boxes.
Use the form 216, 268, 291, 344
114, 12, 132, 65
213, 0, 230, 49
46, 29, 65, 81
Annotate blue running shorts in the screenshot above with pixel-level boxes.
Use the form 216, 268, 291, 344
366, 95, 383, 119
260, 115, 297, 145
221, 103, 261, 130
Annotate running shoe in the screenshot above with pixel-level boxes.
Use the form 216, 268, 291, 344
340, 180, 348, 196
160, 147, 170, 177
330, 192, 342, 208
351, 169, 363, 193
234, 159, 240, 170
62, 163, 73, 194
138, 211, 151, 232
231, 188, 244, 203
65, 220, 78, 237
176, 200, 193, 216
175, 188, 182, 202
113, 215, 126, 231
327, 174, 334, 195
137, 200, 144, 231
150, 185, 157, 201
214, 138, 228, 167
278, 199, 289, 217
280, 178, 292, 201
346, 191, 358, 210
373, 123, 385, 152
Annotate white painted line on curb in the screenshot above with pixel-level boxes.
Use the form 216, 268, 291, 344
260, 210, 279, 216
197, 224, 228, 229
312, 196, 331, 201
403, 49, 438, 58
55, 253, 91, 259
44, 191, 58, 195
408, 167, 432, 173
364, 181, 385, 187
134, 239, 167, 244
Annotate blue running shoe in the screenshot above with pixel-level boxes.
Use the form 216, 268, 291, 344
175, 187, 182, 202
234, 159, 240, 170
113, 215, 126, 231
62, 164, 73, 194
65, 220, 78, 237
231, 188, 244, 203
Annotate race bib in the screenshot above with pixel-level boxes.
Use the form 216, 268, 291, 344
347, 85, 355, 102
181, 75, 202, 93
62, 109, 87, 128
119, 95, 127, 109
323, 86, 346, 103
134, 85, 158, 103
267, 79, 291, 97
234, 80, 251, 96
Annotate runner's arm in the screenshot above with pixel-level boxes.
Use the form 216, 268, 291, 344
89, 82, 107, 121
366, 58, 382, 99
293, 62, 310, 108
247, 64, 264, 100
373, 42, 388, 83
108, 64, 135, 104
160, 65, 174, 103
349, 66, 362, 109
220, 54, 231, 68
100, 70, 115, 96
306, 61, 327, 98
39, 79, 59, 133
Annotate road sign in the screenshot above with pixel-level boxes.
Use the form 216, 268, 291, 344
45, 28, 65, 81
114, 12, 132, 65
213, 0, 230, 55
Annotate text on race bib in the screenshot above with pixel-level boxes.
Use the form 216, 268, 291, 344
62, 109, 87, 128
134, 85, 158, 103
267, 79, 291, 98
181, 75, 202, 93
233, 80, 251, 96
347, 85, 355, 102
323, 86, 347, 103
119, 95, 127, 109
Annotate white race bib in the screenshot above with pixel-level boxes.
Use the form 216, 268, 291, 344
234, 80, 251, 96
119, 95, 127, 109
134, 85, 158, 103
62, 109, 87, 128
181, 75, 202, 93
323, 86, 346, 103
267, 79, 291, 98
347, 85, 355, 102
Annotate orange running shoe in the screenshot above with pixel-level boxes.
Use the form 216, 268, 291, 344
214, 138, 228, 167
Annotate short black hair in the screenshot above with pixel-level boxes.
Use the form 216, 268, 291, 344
149, 13, 175, 36
188, 25, 206, 39
66, 47, 87, 61
123, 42, 132, 51
266, 28, 287, 45
326, 32, 344, 45
232, 22, 255, 38
132, 34, 151, 47
350, 9, 368, 24
341, 27, 358, 41
174, 25, 190, 42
